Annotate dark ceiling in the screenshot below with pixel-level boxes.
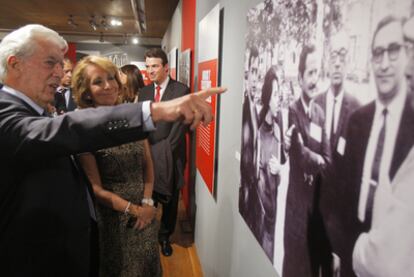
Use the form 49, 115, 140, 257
0, 0, 179, 45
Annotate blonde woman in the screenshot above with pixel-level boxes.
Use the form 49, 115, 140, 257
72, 56, 161, 277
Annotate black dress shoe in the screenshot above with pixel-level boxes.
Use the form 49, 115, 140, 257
160, 240, 173, 256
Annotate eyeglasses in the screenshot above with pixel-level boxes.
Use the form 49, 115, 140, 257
330, 48, 348, 62
372, 43, 403, 63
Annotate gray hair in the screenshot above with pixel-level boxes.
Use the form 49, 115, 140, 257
0, 24, 68, 82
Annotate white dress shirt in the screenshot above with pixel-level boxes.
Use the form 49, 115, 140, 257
2, 85, 44, 115
358, 85, 407, 222
353, 146, 414, 277
325, 88, 344, 140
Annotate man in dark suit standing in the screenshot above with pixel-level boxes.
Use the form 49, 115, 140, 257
342, 16, 414, 277
0, 24, 224, 276
314, 31, 361, 275
239, 45, 261, 237
54, 58, 77, 114
283, 44, 331, 277
139, 48, 189, 256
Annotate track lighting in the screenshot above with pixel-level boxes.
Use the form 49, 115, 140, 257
89, 16, 99, 31
67, 15, 78, 29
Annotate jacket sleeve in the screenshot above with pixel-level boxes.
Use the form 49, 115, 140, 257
0, 102, 148, 163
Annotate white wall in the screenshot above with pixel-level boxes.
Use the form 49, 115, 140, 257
162, 0, 183, 53
193, 1, 279, 276
177, 0, 279, 276
164, 0, 279, 275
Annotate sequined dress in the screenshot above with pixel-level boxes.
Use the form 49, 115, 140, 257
94, 141, 162, 277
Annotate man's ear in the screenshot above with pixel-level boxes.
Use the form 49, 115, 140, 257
7, 56, 21, 73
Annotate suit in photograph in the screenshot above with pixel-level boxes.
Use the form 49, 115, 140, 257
54, 87, 77, 114
314, 90, 360, 272
283, 99, 331, 277
139, 78, 189, 241
353, 145, 414, 277
0, 90, 149, 276
342, 99, 414, 277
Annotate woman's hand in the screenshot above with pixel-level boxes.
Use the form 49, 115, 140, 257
132, 205, 155, 230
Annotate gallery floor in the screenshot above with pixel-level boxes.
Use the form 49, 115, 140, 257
158, 197, 203, 277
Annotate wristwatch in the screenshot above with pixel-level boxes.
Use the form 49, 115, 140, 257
141, 198, 154, 206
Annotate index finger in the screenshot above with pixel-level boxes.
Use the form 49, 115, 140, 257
195, 87, 227, 99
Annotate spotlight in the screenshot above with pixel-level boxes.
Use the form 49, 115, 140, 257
89, 16, 99, 31
67, 15, 78, 29
132, 37, 139, 44
110, 18, 123, 27
101, 16, 108, 30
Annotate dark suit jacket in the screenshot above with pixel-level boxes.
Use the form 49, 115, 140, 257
283, 99, 331, 277
315, 90, 360, 262
341, 99, 414, 277
314, 90, 360, 154
0, 90, 149, 276
54, 88, 77, 113
139, 78, 189, 196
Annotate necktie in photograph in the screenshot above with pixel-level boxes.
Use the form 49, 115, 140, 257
330, 98, 337, 147
56, 88, 68, 114
364, 108, 387, 229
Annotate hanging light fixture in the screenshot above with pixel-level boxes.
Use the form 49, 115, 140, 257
132, 37, 139, 44
89, 16, 99, 31
101, 16, 109, 30
67, 15, 78, 29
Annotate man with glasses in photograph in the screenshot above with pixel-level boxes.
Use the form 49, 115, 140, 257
351, 15, 414, 277
341, 15, 414, 276
315, 30, 361, 277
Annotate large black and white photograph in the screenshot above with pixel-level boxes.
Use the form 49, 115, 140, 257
239, 0, 414, 276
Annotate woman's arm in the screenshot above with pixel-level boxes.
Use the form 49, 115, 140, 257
77, 152, 148, 225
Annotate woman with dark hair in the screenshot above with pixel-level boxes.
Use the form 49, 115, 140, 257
255, 65, 287, 261
120, 64, 145, 103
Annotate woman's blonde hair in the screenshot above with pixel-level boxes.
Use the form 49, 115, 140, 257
72, 55, 122, 108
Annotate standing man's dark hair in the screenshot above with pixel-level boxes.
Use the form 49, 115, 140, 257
145, 48, 169, 66
298, 44, 317, 78
249, 45, 259, 68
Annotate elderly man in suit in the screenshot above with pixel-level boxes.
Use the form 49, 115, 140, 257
139, 48, 189, 256
351, 15, 414, 277
315, 31, 361, 276
341, 15, 414, 277
283, 44, 331, 277
0, 24, 224, 276
54, 57, 77, 114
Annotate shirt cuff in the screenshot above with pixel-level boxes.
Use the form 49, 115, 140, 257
142, 101, 156, 131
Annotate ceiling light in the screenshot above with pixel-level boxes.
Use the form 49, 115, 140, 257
89, 16, 99, 31
110, 18, 123, 27
101, 16, 108, 30
132, 37, 139, 44
67, 15, 78, 29
124, 33, 128, 45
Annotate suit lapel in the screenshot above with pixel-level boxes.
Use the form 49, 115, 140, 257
390, 101, 414, 180
161, 79, 175, 101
